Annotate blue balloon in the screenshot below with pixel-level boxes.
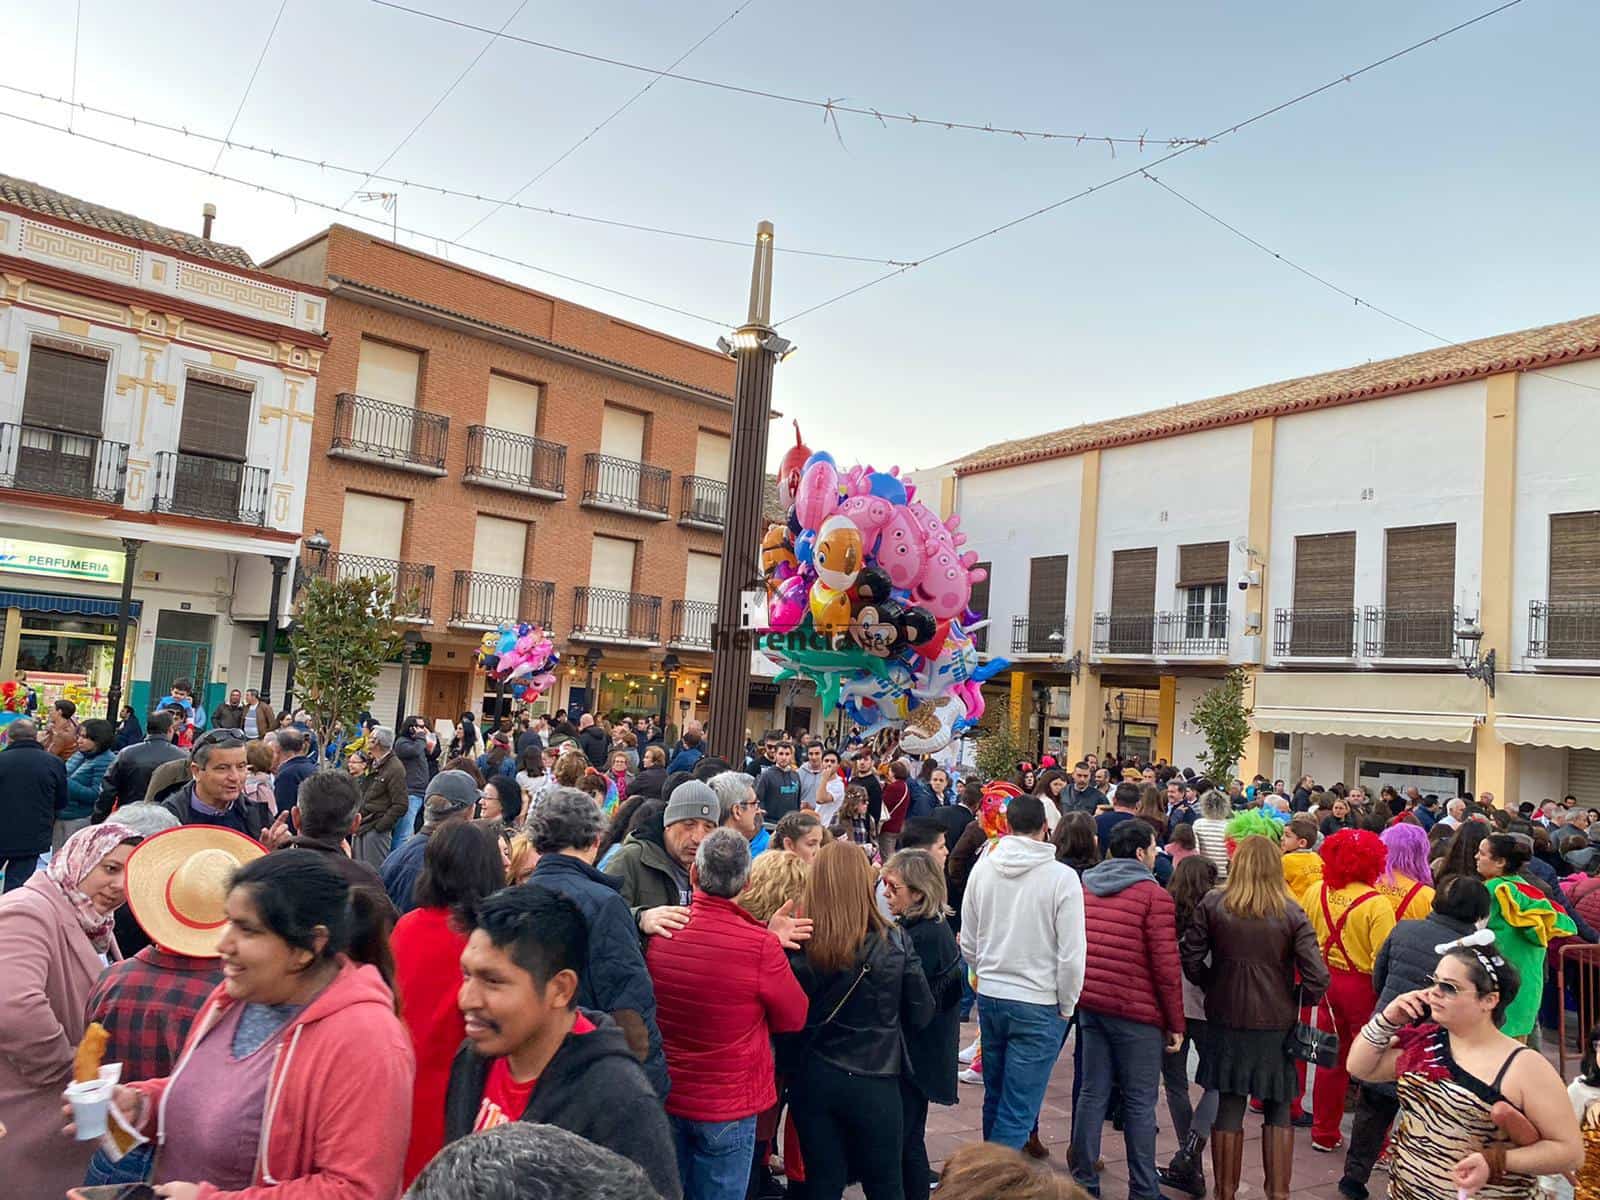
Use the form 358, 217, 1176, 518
794, 529, 816, 565
867, 471, 907, 505
801, 450, 836, 471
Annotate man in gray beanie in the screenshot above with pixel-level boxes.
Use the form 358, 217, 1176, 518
381, 768, 479, 914
604, 778, 718, 939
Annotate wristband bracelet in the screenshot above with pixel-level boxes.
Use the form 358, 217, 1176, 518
1484, 1144, 1508, 1184
1359, 1015, 1398, 1047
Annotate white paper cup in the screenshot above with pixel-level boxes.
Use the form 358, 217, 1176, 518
64, 1079, 113, 1141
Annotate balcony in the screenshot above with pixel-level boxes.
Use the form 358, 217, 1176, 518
329, 393, 449, 475
1156, 610, 1230, 657
679, 476, 728, 530
581, 453, 670, 519
305, 550, 435, 623
1010, 617, 1067, 656
450, 571, 555, 631
1274, 608, 1359, 658
571, 586, 661, 645
1093, 612, 1155, 656
1362, 606, 1460, 660
0, 423, 128, 504
1529, 601, 1600, 661
153, 452, 268, 525
464, 426, 565, 499
670, 599, 716, 650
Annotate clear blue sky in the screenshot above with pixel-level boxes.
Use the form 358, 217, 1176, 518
4, 0, 1596, 471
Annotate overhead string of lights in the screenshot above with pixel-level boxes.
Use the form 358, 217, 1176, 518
0, 85, 910, 267
771, 0, 1526, 326
0, 107, 734, 328
370, 0, 1205, 151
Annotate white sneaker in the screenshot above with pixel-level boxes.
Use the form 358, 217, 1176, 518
958, 1041, 978, 1065
958, 1067, 983, 1085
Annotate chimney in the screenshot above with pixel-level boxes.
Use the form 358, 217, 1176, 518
201, 203, 217, 240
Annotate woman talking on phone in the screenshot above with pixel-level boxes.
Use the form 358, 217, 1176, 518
1347, 931, 1580, 1199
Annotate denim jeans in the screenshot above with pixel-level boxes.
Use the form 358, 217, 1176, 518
404, 793, 424, 837
671, 1113, 757, 1200
977, 994, 1068, 1149
84, 1143, 155, 1186
1069, 1010, 1164, 1200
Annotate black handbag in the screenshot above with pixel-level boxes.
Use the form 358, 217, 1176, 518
1284, 989, 1338, 1067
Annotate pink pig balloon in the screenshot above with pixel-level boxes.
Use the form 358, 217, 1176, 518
877, 505, 928, 589
794, 457, 841, 531
913, 546, 988, 620
837, 492, 895, 548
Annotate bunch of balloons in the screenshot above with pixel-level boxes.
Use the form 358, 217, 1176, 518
758, 425, 1008, 753
475, 621, 561, 703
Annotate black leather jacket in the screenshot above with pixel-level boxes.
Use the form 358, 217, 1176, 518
780, 928, 935, 1077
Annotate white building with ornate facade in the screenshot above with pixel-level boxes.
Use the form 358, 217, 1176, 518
0, 174, 326, 720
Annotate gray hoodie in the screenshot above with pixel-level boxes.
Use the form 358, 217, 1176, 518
797, 763, 824, 809
1082, 856, 1155, 898
959, 835, 1086, 1017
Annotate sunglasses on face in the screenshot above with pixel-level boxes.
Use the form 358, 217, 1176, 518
1423, 974, 1478, 998
194, 727, 247, 749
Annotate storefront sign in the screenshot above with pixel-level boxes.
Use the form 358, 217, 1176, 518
0, 538, 124, 584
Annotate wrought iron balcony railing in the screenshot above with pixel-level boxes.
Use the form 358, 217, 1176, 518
581, 453, 670, 517
1155, 610, 1230, 656
1093, 612, 1156, 656
464, 425, 565, 498
153, 452, 268, 525
1274, 608, 1360, 657
303, 550, 435, 622
679, 476, 728, 529
1362, 606, 1461, 659
571, 586, 661, 643
450, 571, 555, 630
670, 599, 716, 649
1010, 617, 1067, 656
1529, 600, 1600, 660
330, 393, 449, 474
0, 423, 128, 504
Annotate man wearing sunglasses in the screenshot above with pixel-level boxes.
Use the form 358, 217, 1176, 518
157, 727, 262, 838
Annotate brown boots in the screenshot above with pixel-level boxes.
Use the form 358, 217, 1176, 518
1209, 1129, 1244, 1200
1262, 1126, 1295, 1200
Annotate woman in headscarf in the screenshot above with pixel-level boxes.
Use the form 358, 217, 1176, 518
0, 821, 140, 1198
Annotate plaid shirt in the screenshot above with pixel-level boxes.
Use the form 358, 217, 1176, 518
86, 945, 224, 1082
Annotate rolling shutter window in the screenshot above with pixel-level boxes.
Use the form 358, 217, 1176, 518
684, 552, 721, 603
1385, 524, 1455, 609
1568, 750, 1600, 807
22, 343, 109, 434
1177, 542, 1229, 589
589, 536, 636, 593
484, 375, 540, 436
968, 561, 991, 651
472, 515, 527, 579
1550, 513, 1600, 606
340, 492, 405, 562
1293, 532, 1356, 610
1111, 547, 1158, 613
179, 376, 252, 461
600, 405, 646, 462
355, 340, 420, 408
1027, 556, 1068, 631
693, 431, 730, 483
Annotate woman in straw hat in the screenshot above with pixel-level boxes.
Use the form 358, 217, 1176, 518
0, 820, 141, 1198
83, 850, 414, 1199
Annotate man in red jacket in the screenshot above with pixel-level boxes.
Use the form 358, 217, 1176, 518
1069, 819, 1184, 1200
646, 826, 810, 1200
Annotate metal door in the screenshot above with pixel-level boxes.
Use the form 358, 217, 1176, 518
149, 640, 211, 711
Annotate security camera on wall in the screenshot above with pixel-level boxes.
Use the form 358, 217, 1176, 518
1237, 573, 1252, 592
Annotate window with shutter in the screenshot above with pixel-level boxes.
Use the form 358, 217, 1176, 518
1380, 523, 1456, 657
968, 562, 991, 652
179, 376, 252, 461
1025, 556, 1067, 654
22, 342, 108, 435
1547, 512, 1600, 658
1290, 532, 1356, 655
1108, 547, 1156, 653
1177, 542, 1228, 588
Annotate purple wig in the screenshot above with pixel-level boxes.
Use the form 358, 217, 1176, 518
1381, 822, 1433, 886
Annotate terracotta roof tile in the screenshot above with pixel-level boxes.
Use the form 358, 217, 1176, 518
0, 172, 256, 269
955, 312, 1600, 474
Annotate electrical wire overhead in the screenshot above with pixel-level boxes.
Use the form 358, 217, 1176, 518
773, 0, 1526, 326
0, 85, 909, 265
0, 107, 733, 329
371, 0, 1205, 150
210, 0, 289, 172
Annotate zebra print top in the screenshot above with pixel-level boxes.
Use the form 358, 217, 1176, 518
1389, 1022, 1536, 1200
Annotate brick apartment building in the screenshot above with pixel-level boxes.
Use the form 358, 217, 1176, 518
263, 225, 741, 731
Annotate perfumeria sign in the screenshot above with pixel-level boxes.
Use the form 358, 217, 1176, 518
0, 538, 125, 584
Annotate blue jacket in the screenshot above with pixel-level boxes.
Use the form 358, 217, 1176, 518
666, 746, 704, 775
381, 831, 429, 915
906, 778, 937, 820
529, 852, 670, 1099
0, 736, 69, 857
62, 748, 114, 821
273, 752, 318, 816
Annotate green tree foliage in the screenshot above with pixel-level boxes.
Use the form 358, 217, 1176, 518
974, 693, 1027, 782
292, 573, 408, 751
1191, 668, 1252, 787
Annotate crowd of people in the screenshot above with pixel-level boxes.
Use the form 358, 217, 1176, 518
1, 693, 1599, 1200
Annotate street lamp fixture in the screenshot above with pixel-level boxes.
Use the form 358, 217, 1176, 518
305, 528, 331, 558
1456, 618, 1496, 697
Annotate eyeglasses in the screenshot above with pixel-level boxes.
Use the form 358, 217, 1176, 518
1423, 974, 1477, 998
193, 727, 247, 749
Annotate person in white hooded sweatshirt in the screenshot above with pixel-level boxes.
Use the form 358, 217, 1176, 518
959, 792, 1086, 1149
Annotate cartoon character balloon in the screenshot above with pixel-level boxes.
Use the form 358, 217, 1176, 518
474, 621, 561, 704
756, 429, 1007, 752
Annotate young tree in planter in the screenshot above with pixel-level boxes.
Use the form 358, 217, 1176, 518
1190, 668, 1252, 787
974, 694, 1027, 783
292, 572, 408, 754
